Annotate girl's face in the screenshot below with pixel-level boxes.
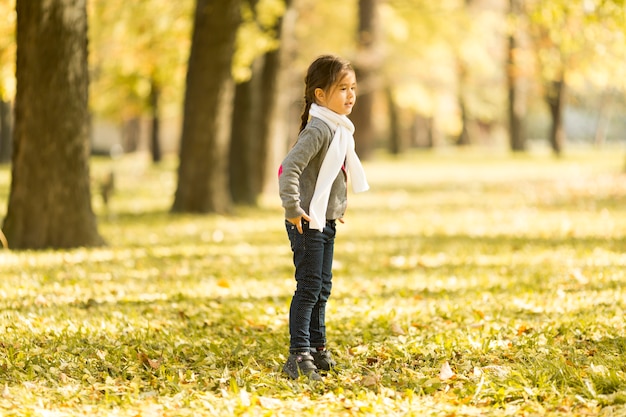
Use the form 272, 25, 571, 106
315, 70, 357, 116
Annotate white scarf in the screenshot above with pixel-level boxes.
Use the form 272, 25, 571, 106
308, 103, 369, 231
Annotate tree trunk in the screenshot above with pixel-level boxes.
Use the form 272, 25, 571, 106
412, 114, 434, 148
229, 62, 261, 205
351, 0, 379, 160
507, 0, 527, 152
229, 1, 288, 204
4, 0, 103, 249
257, 46, 281, 195
229, 53, 280, 205
351, 76, 375, 159
546, 74, 566, 156
264, 0, 300, 195
122, 117, 140, 153
0, 100, 11, 163
386, 88, 402, 155
456, 98, 470, 146
594, 91, 611, 147
172, 0, 240, 213
455, 60, 471, 146
149, 78, 162, 163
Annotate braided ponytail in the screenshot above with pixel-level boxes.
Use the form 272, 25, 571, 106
298, 55, 353, 133
299, 99, 312, 133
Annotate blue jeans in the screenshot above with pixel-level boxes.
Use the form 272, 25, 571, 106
286, 219, 336, 353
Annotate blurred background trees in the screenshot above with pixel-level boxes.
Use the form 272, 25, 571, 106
524, 0, 626, 155
89, 0, 193, 161
0, 0, 624, 247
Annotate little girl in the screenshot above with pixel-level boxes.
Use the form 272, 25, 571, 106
278, 55, 369, 380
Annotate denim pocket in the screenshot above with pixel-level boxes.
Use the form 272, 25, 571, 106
285, 221, 301, 253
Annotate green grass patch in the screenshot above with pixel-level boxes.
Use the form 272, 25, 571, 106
1, 149, 626, 416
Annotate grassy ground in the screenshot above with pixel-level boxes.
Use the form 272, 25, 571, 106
1, 148, 626, 416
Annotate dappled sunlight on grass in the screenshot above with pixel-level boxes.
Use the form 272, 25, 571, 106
1, 148, 626, 415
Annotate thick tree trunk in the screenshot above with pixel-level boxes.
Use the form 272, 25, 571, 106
172, 0, 240, 213
507, 0, 527, 152
4, 0, 103, 249
0, 100, 11, 163
546, 75, 566, 156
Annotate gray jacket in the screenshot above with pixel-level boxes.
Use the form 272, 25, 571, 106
279, 117, 347, 220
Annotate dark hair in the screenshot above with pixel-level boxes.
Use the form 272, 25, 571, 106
299, 55, 354, 132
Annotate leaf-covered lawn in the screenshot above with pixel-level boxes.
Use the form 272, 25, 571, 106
1, 149, 626, 416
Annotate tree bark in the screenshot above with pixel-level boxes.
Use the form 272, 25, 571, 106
456, 96, 470, 146
149, 78, 162, 163
257, 46, 281, 195
4, 0, 103, 249
455, 59, 471, 146
351, 0, 379, 160
172, 0, 240, 213
264, 0, 300, 195
122, 117, 140, 153
412, 114, 434, 148
229, 0, 290, 204
594, 90, 611, 147
386, 88, 402, 155
507, 0, 527, 152
0, 100, 11, 163
229, 62, 261, 205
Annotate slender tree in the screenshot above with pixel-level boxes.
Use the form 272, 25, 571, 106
524, 0, 625, 155
149, 77, 162, 163
545, 73, 566, 155
386, 87, 403, 154
4, 0, 103, 249
507, 0, 527, 152
453, 0, 473, 146
455, 60, 471, 146
172, 0, 241, 213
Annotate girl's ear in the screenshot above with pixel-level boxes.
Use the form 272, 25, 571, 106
314, 88, 325, 104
